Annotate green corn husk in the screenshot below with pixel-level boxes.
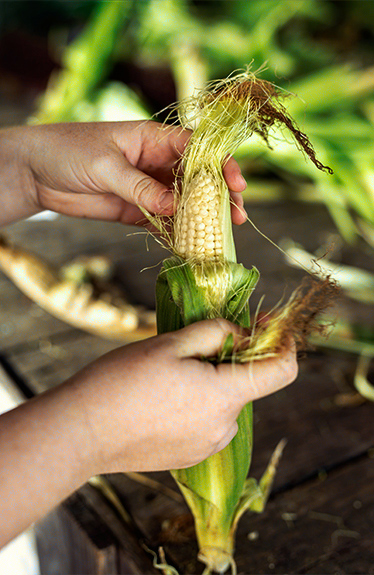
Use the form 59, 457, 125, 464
156, 258, 259, 573
152, 69, 334, 574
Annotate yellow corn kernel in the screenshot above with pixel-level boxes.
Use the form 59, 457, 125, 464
174, 170, 223, 261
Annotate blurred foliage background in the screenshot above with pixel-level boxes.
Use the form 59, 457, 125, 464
0, 0, 374, 395
1, 0, 373, 243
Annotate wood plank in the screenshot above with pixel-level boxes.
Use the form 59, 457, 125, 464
232, 454, 374, 575
2, 202, 373, 355
2, 216, 162, 265
36, 492, 119, 575
36, 451, 374, 575
36, 484, 161, 575
2, 201, 373, 356
5, 330, 120, 394
0, 283, 75, 350
4, 201, 374, 573
250, 352, 374, 488
0, 219, 162, 350
128, 454, 374, 574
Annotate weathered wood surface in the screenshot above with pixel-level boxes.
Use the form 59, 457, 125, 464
102, 452, 374, 575
1, 203, 374, 574
36, 485, 160, 575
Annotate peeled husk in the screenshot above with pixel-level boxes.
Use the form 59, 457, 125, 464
0, 236, 156, 341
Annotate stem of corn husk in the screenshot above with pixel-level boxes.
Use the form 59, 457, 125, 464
151, 68, 337, 573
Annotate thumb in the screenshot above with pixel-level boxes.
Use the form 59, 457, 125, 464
103, 152, 175, 215
219, 343, 298, 403
172, 318, 246, 359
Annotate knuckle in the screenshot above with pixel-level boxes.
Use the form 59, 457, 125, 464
213, 317, 232, 330
209, 429, 236, 456
211, 317, 236, 337
132, 177, 154, 206
92, 151, 116, 175
208, 421, 231, 449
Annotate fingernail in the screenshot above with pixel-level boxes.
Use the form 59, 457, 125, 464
159, 192, 175, 213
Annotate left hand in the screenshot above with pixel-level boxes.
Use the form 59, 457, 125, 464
1, 121, 247, 226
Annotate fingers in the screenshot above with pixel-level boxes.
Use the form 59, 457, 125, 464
223, 156, 247, 225
247, 346, 298, 400
98, 151, 175, 216
223, 156, 247, 193
167, 320, 298, 404
211, 422, 239, 455
170, 318, 246, 359
113, 122, 247, 225
116, 121, 191, 171
33, 187, 131, 221
230, 191, 247, 225
162, 123, 191, 159
123, 163, 175, 215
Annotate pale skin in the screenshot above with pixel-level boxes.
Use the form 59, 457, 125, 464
0, 121, 298, 548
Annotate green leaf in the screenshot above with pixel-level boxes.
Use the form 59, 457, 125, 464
158, 256, 259, 331
160, 256, 208, 326
155, 262, 185, 334
225, 264, 259, 325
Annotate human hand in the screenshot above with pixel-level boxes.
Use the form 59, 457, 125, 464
72, 319, 298, 474
0, 121, 247, 226
0, 318, 297, 547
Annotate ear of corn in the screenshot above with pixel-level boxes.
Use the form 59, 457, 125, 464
174, 168, 235, 263
153, 69, 333, 573
156, 257, 258, 573
0, 237, 156, 341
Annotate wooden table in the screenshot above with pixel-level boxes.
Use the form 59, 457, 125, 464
1, 202, 374, 575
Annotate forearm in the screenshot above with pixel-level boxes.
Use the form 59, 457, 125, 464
0, 378, 94, 548
0, 127, 41, 227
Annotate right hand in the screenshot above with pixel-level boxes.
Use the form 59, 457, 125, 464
72, 318, 298, 475
0, 318, 298, 548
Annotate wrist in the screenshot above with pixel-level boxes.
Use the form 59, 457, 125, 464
52, 377, 99, 484
0, 126, 42, 226
66, 357, 136, 476
0, 378, 97, 544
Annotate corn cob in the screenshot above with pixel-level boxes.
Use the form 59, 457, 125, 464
151, 69, 335, 574
0, 237, 156, 341
174, 169, 225, 261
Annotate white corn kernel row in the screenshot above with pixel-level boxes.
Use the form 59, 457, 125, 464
175, 170, 223, 260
